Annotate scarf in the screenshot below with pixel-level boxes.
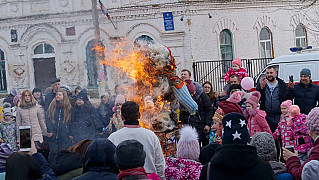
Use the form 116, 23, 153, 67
118, 167, 148, 180
56, 101, 64, 108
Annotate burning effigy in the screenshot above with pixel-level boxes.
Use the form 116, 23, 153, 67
94, 39, 198, 157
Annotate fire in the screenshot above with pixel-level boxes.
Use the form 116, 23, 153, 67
92, 39, 175, 129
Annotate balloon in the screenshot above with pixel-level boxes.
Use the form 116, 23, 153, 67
241, 77, 254, 91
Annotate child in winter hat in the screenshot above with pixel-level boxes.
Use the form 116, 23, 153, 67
244, 91, 271, 137
165, 125, 202, 180
108, 94, 126, 133
224, 58, 249, 83
273, 100, 294, 161
289, 105, 313, 164
0, 109, 18, 152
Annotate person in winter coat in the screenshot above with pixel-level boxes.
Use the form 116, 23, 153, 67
224, 58, 249, 83
288, 105, 313, 164
165, 125, 202, 180
285, 68, 319, 115
108, 94, 126, 133
115, 140, 160, 180
73, 138, 118, 180
3, 88, 19, 107
44, 78, 61, 111
0, 110, 18, 151
283, 107, 319, 180
70, 92, 104, 144
96, 93, 113, 129
202, 81, 219, 112
33, 88, 45, 107
46, 90, 73, 161
200, 113, 276, 180
50, 139, 92, 180
199, 143, 221, 165
251, 132, 293, 180
5, 140, 56, 180
16, 90, 48, 143
244, 91, 272, 137
180, 79, 214, 147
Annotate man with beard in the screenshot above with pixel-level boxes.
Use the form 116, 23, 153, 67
257, 66, 288, 132
285, 68, 319, 115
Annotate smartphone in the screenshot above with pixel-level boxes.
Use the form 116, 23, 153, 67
285, 145, 295, 153
19, 126, 31, 151
289, 75, 294, 83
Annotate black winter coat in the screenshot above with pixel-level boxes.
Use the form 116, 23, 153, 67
97, 102, 113, 127
46, 107, 71, 144
50, 151, 84, 176
257, 78, 288, 113
285, 81, 319, 114
199, 144, 276, 180
71, 104, 104, 143
44, 92, 56, 111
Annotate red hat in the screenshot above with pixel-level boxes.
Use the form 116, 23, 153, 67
246, 91, 261, 109
232, 58, 241, 68
185, 80, 196, 95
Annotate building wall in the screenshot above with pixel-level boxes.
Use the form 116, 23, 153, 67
0, 0, 318, 93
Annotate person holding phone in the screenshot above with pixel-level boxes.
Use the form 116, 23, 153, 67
16, 90, 49, 145
46, 89, 73, 161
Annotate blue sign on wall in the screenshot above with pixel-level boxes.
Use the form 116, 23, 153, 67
163, 12, 174, 31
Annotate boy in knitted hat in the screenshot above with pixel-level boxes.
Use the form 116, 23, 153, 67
287, 105, 313, 164
244, 91, 272, 137
165, 125, 202, 180
0, 109, 18, 151
224, 58, 249, 83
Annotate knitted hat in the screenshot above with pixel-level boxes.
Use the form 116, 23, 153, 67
0, 143, 13, 169
245, 91, 261, 109
289, 105, 300, 118
227, 90, 242, 104
177, 125, 200, 160
50, 78, 60, 84
185, 79, 196, 95
199, 143, 221, 165
3, 108, 13, 117
115, 94, 126, 105
305, 107, 319, 134
13, 95, 21, 106
232, 58, 241, 68
222, 112, 250, 145
250, 132, 277, 161
76, 92, 88, 102
302, 160, 319, 180
114, 140, 146, 170
281, 100, 292, 109
100, 92, 109, 99
300, 68, 311, 78
212, 107, 225, 124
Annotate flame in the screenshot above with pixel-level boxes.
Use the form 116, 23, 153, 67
92, 39, 174, 129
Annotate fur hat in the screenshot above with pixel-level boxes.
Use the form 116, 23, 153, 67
227, 91, 242, 104
289, 105, 300, 118
114, 140, 146, 170
13, 95, 21, 106
222, 112, 250, 145
246, 91, 261, 109
212, 107, 225, 124
302, 160, 319, 180
177, 125, 200, 160
115, 94, 126, 105
232, 58, 241, 68
300, 68, 311, 78
250, 132, 277, 161
281, 100, 292, 109
185, 79, 196, 95
305, 107, 319, 134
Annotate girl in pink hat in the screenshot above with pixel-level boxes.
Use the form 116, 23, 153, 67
224, 58, 249, 83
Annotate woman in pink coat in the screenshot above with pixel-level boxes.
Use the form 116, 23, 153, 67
244, 91, 271, 137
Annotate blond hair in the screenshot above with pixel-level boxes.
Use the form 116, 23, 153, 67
48, 90, 72, 124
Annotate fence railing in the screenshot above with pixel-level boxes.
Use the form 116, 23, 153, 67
192, 58, 273, 93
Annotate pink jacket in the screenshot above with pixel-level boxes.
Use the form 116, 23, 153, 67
244, 109, 272, 137
272, 114, 294, 147
289, 114, 313, 153
165, 157, 202, 180
224, 67, 249, 82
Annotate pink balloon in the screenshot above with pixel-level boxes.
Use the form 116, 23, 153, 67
241, 77, 254, 91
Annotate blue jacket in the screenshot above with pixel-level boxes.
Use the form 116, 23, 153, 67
285, 81, 319, 114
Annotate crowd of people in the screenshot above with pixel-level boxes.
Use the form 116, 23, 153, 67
0, 57, 319, 180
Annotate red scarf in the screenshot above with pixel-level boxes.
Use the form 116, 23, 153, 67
118, 167, 148, 179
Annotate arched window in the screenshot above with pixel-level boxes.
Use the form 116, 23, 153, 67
0, 49, 7, 91
259, 27, 273, 58
220, 29, 233, 73
295, 24, 307, 47
86, 40, 104, 87
134, 35, 155, 48
34, 43, 54, 55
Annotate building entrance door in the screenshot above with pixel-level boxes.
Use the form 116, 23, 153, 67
33, 58, 56, 91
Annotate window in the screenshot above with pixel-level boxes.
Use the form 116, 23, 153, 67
220, 29, 233, 73
34, 43, 55, 55
259, 27, 273, 58
0, 49, 7, 91
295, 24, 307, 47
134, 35, 155, 48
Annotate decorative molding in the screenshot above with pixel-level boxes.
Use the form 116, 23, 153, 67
213, 17, 238, 33
126, 23, 163, 37
253, 15, 276, 32
290, 13, 309, 29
